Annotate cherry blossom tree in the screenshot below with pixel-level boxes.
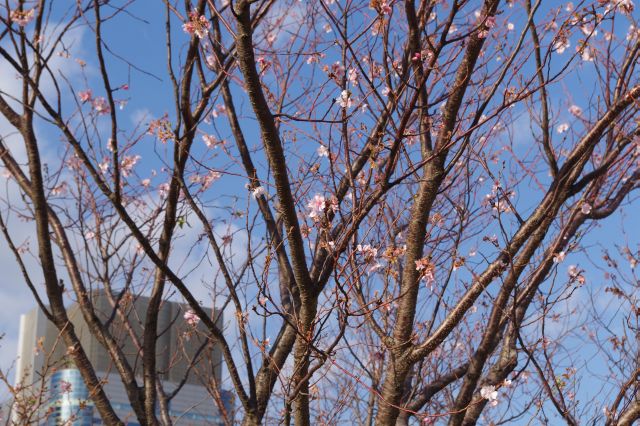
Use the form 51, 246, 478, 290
1, 0, 639, 425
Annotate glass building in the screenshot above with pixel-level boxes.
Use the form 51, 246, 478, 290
44, 368, 231, 425
47, 369, 93, 426
13, 291, 230, 425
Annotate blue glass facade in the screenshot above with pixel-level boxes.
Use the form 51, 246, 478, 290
45, 369, 229, 425
47, 369, 94, 426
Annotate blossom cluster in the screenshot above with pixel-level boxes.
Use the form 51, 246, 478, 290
183, 310, 200, 326
182, 10, 210, 39
10, 9, 35, 26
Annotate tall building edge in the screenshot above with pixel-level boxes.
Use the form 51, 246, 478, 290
10, 294, 229, 425
14, 313, 28, 386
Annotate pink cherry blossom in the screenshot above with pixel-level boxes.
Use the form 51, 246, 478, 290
202, 134, 220, 148
330, 62, 345, 80
557, 123, 569, 133
184, 310, 200, 326
568, 264, 579, 278
336, 90, 353, 109
120, 155, 141, 177
10, 9, 35, 27
98, 160, 109, 173
347, 68, 359, 85
478, 16, 496, 38
317, 145, 329, 157
78, 90, 92, 103
51, 182, 68, 196
357, 244, 378, 262
256, 56, 271, 72
59, 380, 72, 394
182, 9, 210, 39
480, 385, 499, 406
158, 182, 171, 198
553, 37, 570, 54
553, 251, 566, 263
579, 45, 595, 62
201, 170, 221, 189
251, 186, 266, 198
92, 97, 111, 115
581, 202, 592, 214
569, 105, 583, 117
616, 0, 634, 15
307, 194, 326, 219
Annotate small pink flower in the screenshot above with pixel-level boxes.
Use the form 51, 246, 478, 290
60, 380, 72, 394
252, 186, 266, 199
581, 202, 592, 214
616, 0, 634, 15
92, 97, 111, 115
357, 244, 378, 262
256, 56, 271, 72
158, 182, 170, 198
10, 9, 35, 27
120, 155, 141, 177
579, 45, 594, 62
568, 264, 579, 278
336, 90, 353, 108
121, 84, 129, 90
201, 170, 221, 189
557, 123, 569, 133
415, 257, 436, 285
569, 104, 583, 117
554, 37, 570, 54
202, 134, 221, 148
477, 16, 496, 38
78, 90, 92, 103
411, 52, 422, 62
307, 194, 326, 219
51, 182, 68, 196
330, 61, 345, 80
182, 9, 210, 39
347, 68, 359, 85
183, 310, 200, 326
380, 2, 392, 15
480, 385, 498, 405
317, 145, 329, 157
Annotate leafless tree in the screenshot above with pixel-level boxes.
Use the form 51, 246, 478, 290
1, 0, 639, 425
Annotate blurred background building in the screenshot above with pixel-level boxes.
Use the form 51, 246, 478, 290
11, 291, 230, 425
